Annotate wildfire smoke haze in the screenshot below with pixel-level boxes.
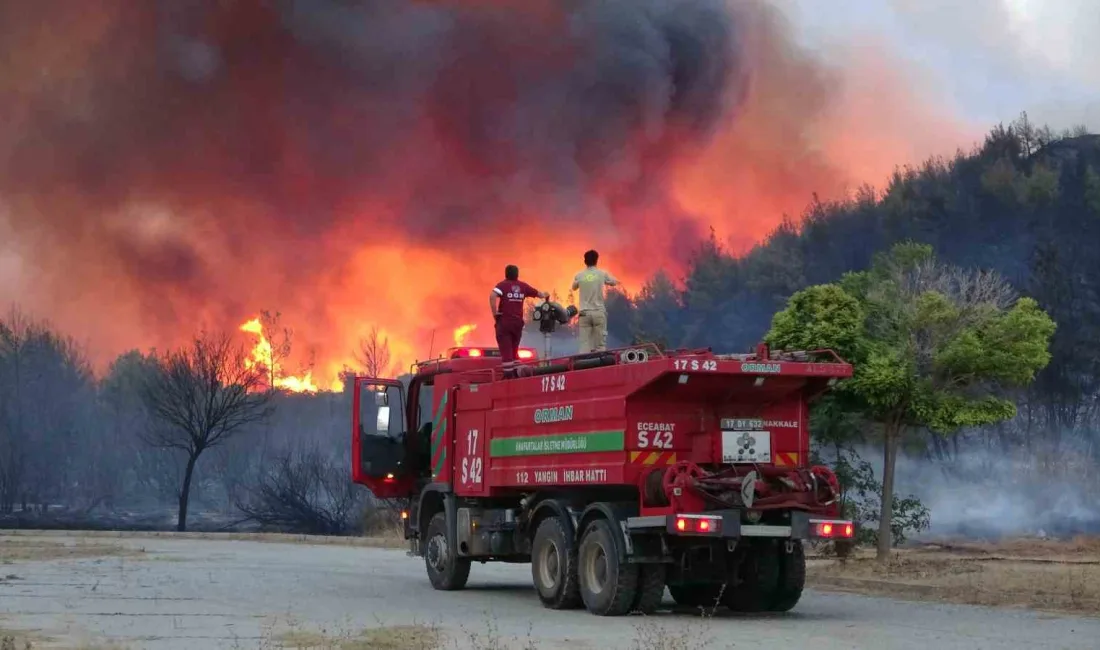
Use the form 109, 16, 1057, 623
0, 0, 974, 385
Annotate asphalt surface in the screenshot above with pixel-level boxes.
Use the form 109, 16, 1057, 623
1, 534, 1098, 649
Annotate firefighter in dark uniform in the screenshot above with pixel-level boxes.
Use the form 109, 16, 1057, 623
489, 264, 548, 372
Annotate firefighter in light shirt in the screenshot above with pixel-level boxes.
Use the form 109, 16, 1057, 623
571, 249, 619, 353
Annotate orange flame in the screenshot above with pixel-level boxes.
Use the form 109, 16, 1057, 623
239, 317, 321, 393
453, 323, 477, 347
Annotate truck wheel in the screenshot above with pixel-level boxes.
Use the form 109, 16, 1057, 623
723, 542, 781, 612
578, 518, 638, 616
767, 542, 806, 612
631, 564, 667, 614
668, 583, 723, 609
531, 516, 582, 609
424, 512, 470, 591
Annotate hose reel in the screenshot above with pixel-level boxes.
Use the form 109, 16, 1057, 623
618, 348, 650, 364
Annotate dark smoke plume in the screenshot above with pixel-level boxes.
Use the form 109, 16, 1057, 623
2, 0, 741, 252
0, 0, 967, 373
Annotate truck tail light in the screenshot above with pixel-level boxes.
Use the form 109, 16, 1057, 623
670, 514, 721, 535
448, 346, 534, 360
451, 347, 484, 358
811, 520, 854, 538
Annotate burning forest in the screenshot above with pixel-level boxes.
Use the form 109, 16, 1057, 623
0, 0, 972, 386
2, 1, 1099, 542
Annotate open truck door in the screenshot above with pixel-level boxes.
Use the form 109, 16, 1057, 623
351, 377, 417, 498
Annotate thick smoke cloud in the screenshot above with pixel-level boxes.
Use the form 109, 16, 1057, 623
2, 0, 741, 246
1, 0, 746, 359
0, 0, 969, 375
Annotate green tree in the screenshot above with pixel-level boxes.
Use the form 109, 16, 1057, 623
632, 270, 681, 348
1084, 165, 1100, 215
766, 242, 1056, 560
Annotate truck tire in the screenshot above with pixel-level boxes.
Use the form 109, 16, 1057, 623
424, 512, 470, 591
767, 542, 806, 612
723, 542, 780, 612
578, 518, 638, 616
531, 516, 582, 609
631, 564, 667, 614
667, 583, 723, 609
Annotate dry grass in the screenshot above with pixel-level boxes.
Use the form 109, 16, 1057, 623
0, 629, 37, 650
241, 614, 444, 650
0, 629, 127, 650
0, 530, 405, 550
627, 615, 716, 650
0, 539, 141, 564
253, 610, 723, 650
918, 535, 1100, 560
807, 537, 1100, 615
271, 625, 441, 650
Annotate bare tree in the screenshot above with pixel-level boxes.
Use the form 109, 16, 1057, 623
262, 309, 293, 391
141, 331, 274, 531
354, 325, 392, 377
236, 445, 365, 535
240, 309, 294, 392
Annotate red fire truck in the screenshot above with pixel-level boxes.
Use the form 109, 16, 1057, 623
351, 337, 854, 616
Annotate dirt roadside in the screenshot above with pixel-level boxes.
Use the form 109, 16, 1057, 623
805, 537, 1100, 616
0, 529, 406, 549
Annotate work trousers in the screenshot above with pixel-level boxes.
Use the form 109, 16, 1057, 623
495, 317, 524, 365
578, 309, 608, 353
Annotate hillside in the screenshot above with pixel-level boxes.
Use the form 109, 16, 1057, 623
610, 119, 1100, 465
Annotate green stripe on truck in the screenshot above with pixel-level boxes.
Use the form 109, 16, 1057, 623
489, 430, 625, 457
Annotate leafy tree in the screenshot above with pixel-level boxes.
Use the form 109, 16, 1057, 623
98, 350, 162, 508
0, 309, 94, 513
810, 442, 930, 550
604, 287, 636, 346
1084, 165, 1100, 215
632, 271, 681, 348
767, 242, 1056, 559
765, 284, 864, 359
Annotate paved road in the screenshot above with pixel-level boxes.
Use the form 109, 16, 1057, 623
1, 534, 1097, 649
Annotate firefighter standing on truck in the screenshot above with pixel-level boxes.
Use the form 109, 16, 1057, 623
490, 264, 548, 372
572, 249, 619, 353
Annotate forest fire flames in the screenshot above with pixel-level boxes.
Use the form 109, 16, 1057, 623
237, 319, 493, 393
453, 324, 477, 347
0, 0, 978, 387
239, 317, 321, 394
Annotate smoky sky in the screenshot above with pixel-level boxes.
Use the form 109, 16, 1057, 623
1, 0, 744, 249
4, 0, 976, 370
